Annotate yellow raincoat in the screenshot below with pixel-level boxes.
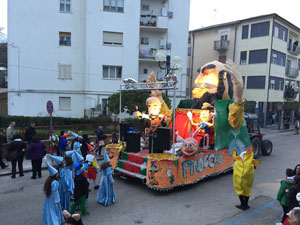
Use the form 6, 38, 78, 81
233, 150, 259, 197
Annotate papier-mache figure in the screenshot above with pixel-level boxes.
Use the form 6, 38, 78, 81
135, 72, 172, 133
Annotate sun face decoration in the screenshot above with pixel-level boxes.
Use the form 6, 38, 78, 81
147, 97, 162, 118
181, 137, 199, 156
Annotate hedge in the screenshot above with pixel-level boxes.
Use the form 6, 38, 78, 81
0, 115, 113, 128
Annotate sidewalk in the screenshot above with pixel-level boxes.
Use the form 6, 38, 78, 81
0, 156, 104, 177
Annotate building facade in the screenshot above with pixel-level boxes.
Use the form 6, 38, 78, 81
8, 0, 190, 118
189, 14, 300, 126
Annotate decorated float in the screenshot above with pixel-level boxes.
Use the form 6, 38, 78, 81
106, 60, 270, 191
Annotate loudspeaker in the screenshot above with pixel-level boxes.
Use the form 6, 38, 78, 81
126, 132, 140, 153
157, 127, 171, 150
119, 123, 132, 141
149, 136, 164, 154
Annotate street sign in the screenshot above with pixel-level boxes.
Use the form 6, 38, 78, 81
277, 104, 283, 111
46, 100, 54, 114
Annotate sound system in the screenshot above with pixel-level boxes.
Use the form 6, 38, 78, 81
149, 136, 163, 154
156, 127, 171, 150
119, 123, 132, 141
126, 132, 140, 153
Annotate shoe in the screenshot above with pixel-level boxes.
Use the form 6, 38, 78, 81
38, 175, 42, 178
19, 174, 24, 177
31, 176, 36, 179
94, 185, 99, 189
11, 175, 16, 178
1, 165, 8, 169
235, 204, 249, 210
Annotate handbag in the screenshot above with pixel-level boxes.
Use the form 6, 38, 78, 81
99, 140, 105, 146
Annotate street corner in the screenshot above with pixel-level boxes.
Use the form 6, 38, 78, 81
220, 195, 282, 225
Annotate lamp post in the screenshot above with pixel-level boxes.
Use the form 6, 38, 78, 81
8, 43, 20, 95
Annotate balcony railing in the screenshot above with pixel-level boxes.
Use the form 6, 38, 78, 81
214, 40, 229, 52
139, 49, 157, 60
287, 44, 300, 56
285, 66, 299, 78
284, 85, 298, 100
140, 14, 168, 30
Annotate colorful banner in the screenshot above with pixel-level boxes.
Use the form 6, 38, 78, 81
146, 149, 235, 190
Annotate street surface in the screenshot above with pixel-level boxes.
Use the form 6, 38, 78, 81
0, 129, 299, 225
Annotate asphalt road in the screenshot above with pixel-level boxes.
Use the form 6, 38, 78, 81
0, 129, 298, 225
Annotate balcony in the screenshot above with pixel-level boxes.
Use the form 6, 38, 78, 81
283, 85, 298, 100
287, 42, 300, 56
285, 66, 299, 78
140, 14, 168, 32
214, 40, 229, 52
139, 48, 169, 62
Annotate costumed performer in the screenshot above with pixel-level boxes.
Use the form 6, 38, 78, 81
71, 162, 90, 216
63, 210, 84, 225
233, 150, 259, 210
42, 162, 64, 225
69, 131, 82, 156
97, 153, 116, 206
85, 143, 100, 190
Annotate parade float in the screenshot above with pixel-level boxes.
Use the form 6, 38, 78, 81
106, 60, 271, 191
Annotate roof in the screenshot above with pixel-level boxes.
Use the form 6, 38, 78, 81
190, 13, 300, 33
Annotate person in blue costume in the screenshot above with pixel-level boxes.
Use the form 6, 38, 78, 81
43, 162, 64, 225
97, 153, 116, 206
68, 131, 82, 156
59, 156, 74, 212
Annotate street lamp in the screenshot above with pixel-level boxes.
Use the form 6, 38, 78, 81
8, 43, 20, 95
155, 53, 182, 79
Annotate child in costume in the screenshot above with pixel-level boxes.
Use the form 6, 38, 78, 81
71, 162, 90, 216
97, 153, 116, 206
63, 210, 84, 225
277, 168, 294, 223
233, 150, 259, 210
85, 143, 99, 190
49, 131, 59, 155
69, 131, 82, 156
42, 162, 64, 225
58, 130, 68, 156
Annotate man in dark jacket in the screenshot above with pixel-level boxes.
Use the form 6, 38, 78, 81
24, 122, 37, 143
8, 134, 26, 178
71, 162, 89, 216
287, 175, 300, 212
95, 126, 107, 157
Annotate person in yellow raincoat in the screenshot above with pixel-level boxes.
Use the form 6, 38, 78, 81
233, 150, 259, 210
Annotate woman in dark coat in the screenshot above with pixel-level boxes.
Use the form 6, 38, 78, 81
287, 174, 300, 211
8, 134, 26, 178
26, 135, 45, 179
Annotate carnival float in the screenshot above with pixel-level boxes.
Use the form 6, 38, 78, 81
105, 60, 272, 191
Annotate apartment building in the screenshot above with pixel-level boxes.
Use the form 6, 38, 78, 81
188, 14, 300, 126
8, 0, 190, 118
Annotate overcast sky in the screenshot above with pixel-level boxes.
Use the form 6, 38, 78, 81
1, 0, 300, 34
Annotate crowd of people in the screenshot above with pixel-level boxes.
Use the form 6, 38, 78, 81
277, 164, 300, 225
0, 121, 116, 224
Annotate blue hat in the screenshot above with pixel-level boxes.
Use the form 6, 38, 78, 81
47, 154, 63, 165
74, 162, 88, 175
65, 150, 75, 158
47, 162, 58, 177
68, 130, 78, 139
72, 151, 84, 164
104, 153, 110, 163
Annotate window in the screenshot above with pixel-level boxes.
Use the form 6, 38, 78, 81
247, 76, 265, 89
273, 22, 288, 41
104, 0, 124, 12
58, 64, 72, 79
103, 66, 122, 79
298, 59, 300, 70
59, 97, 71, 110
271, 50, 286, 66
250, 21, 270, 38
142, 4, 149, 11
249, 49, 268, 64
141, 37, 149, 45
60, 0, 71, 12
242, 25, 249, 39
143, 68, 148, 74
269, 76, 284, 90
59, 32, 71, 46
240, 51, 247, 64
103, 31, 123, 46
187, 47, 191, 56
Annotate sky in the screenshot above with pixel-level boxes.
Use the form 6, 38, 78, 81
1, 0, 300, 34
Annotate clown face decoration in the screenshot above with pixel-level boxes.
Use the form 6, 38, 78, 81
147, 97, 162, 118
181, 137, 199, 156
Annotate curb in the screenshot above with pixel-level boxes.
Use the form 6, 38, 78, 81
0, 166, 48, 177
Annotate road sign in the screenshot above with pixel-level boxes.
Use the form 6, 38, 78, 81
46, 100, 54, 114
277, 104, 283, 111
